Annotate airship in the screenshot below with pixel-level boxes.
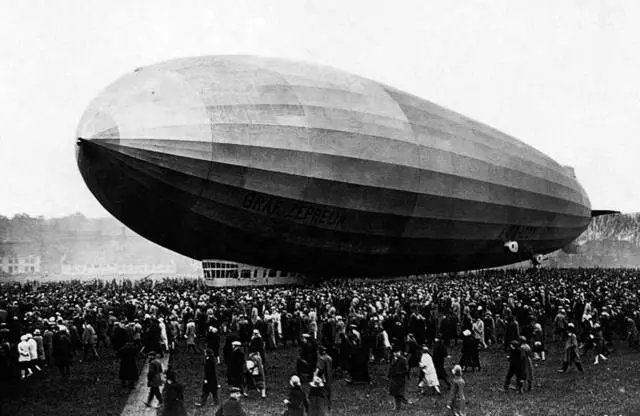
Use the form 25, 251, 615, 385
76, 55, 606, 277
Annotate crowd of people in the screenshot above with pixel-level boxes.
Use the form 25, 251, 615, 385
1, 267, 640, 415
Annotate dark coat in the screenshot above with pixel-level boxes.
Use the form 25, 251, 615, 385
227, 348, 246, 387
207, 332, 221, 356
286, 386, 309, 416
147, 358, 164, 387
53, 333, 74, 367
215, 397, 247, 416
162, 381, 186, 416
203, 356, 218, 392
118, 342, 139, 381
308, 385, 330, 416
388, 354, 409, 397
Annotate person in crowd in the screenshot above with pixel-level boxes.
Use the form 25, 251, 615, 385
558, 323, 583, 373
626, 317, 639, 351
162, 369, 185, 416
81, 323, 100, 362
249, 329, 266, 368
503, 340, 522, 392
553, 308, 568, 342
297, 333, 317, 381
473, 313, 487, 349
145, 351, 164, 408
227, 341, 247, 396
197, 348, 219, 407
53, 326, 73, 381
284, 375, 308, 416
26, 333, 41, 373
18, 334, 32, 380
388, 345, 410, 411
33, 329, 45, 368
185, 320, 198, 354
207, 326, 221, 364
314, 345, 333, 411
246, 351, 266, 399
405, 333, 420, 379
417, 345, 441, 395
215, 387, 247, 416
519, 336, 533, 392
532, 323, 546, 362
592, 323, 609, 365
459, 330, 479, 372
118, 340, 139, 388
447, 365, 466, 416
308, 376, 330, 416
432, 336, 451, 390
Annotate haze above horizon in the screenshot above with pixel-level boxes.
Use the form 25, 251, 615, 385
1, 0, 639, 218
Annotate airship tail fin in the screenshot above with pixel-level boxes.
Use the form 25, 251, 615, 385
591, 210, 621, 217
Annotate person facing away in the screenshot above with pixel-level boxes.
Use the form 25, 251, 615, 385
145, 351, 164, 408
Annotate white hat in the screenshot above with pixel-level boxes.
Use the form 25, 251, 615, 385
462, 329, 471, 337
289, 375, 301, 387
232, 341, 241, 347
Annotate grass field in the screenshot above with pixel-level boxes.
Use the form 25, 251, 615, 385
3, 338, 640, 416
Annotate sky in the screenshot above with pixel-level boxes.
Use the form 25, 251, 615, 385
1, 0, 639, 218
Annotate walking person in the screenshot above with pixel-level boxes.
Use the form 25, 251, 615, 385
417, 345, 441, 395
145, 351, 164, 408
196, 348, 219, 407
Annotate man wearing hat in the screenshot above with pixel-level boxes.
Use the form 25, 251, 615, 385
388, 344, 410, 411
215, 387, 247, 416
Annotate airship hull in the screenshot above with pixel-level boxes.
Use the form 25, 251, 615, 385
76, 56, 592, 277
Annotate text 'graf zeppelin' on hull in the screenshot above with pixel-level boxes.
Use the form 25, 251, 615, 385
75, 55, 592, 277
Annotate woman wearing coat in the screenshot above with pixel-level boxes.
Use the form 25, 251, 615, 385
308, 376, 330, 416
284, 375, 308, 416
417, 346, 441, 395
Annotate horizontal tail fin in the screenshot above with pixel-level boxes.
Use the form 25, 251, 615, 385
591, 210, 620, 217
